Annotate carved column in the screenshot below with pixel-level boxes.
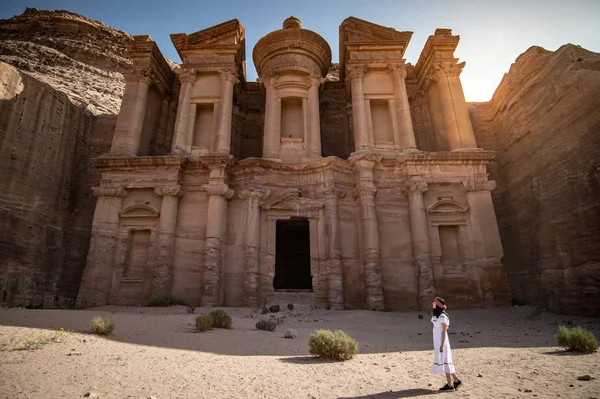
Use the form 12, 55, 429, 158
201, 165, 234, 306
262, 76, 280, 158
77, 186, 128, 306
238, 188, 269, 307
403, 178, 436, 309
462, 179, 502, 259
213, 68, 239, 155
111, 70, 153, 155
306, 76, 323, 158
347, 66, 369, 152
431, 63, 477, 151
152, 185, 182, 298
319, 187, 346, 309
353, 158, 384, 310
390, 64, 417, 150
171, 69, 196, 154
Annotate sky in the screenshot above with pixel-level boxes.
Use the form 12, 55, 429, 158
1, 0, 599, 102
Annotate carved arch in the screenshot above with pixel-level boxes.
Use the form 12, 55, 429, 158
427, 199, 468, 214
120, 203, 160, 218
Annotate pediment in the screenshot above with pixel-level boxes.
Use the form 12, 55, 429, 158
340, 17, 412, 46
427, 199, 468, 214
120, 203, 160, 218
170, 19, 245, 59
261, 191, 324, 212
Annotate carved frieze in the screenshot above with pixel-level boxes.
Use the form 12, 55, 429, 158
349, 50, 404, 62
462, 179, 496, 192
92, 186, 128, 198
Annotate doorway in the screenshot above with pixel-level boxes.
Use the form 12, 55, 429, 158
273, 218, 312, 291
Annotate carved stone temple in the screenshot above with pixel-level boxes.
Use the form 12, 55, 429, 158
77, 17, 511, 310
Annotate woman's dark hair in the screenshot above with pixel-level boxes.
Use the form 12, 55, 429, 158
432, 296, 447, 318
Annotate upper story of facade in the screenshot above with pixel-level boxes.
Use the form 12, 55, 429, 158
107, 17, 481, 163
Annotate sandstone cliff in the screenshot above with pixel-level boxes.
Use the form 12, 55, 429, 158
470, 44, 600, 316
0, 7, 132, 115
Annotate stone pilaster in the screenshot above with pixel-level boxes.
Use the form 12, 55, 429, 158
111, 69, 154, 155
462, 179, 502, 258
353, 156, 384, 310
238, 188, 270, 307
201, 164, 234, 306
317, 187, 346, 310
213, 68, 239, 155
347, 65, 369, 152
431, 62, 477, 151
171, 68, 197, 154
403, 177, 436, 310
261, 75, 280, 158
306, 76, 323, 158
389, 64, 417, 150
77, 185, 128, 306
152, 184, 183, 298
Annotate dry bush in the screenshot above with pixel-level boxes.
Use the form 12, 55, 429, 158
556, 326, 598, 353
90, 316, 114, 335
309, 329, 358, 361
209, 310, 233, 329
269, 304, 281, 313
256, 319, 277, 331
147, 295, 188, 307
195, 315, 214, 332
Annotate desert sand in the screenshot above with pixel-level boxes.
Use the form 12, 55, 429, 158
0, 305, 598, 399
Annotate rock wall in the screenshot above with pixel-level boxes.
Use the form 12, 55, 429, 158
0, 62, 113, 307
470, 44, 600, 315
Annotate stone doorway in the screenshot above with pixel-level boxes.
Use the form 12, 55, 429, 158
273, 218, 312, 291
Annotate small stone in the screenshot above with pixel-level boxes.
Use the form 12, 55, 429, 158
524, 388, 532, 393
67, 352, 82, 356
83, 393, 97, 398
577, 375, 592, 381
569, 384, 574, 387
428, 383, 432, 387
477, 373, 483, 377
284, 329, 297, 339
365, 344, 370, 347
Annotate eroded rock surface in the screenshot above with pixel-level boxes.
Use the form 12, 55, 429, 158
470, 44, 600, 315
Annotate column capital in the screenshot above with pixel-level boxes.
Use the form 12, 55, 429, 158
345, 64, 367, 82
125, 68, 156, 85
353, 183, 377, 199
238, 187, 270, 201
92, 185, 128, 198
204, 184, 234, 199
430, 61, 466, 80
309, 75, 325, 88
463, 179, 496, 192
179, 68, 197, 84
258, 72, 278, 88
154, 184, 183, 197
388, 63, 407, 79
218, 67, 240, 84
402, 178, 428, 197
316, 187, 346, 200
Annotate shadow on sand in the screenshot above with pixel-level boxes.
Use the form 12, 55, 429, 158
337, 388, 439, 398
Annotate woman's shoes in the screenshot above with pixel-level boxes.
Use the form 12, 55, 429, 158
454, 380, 463, 390
439, 384, 455, 392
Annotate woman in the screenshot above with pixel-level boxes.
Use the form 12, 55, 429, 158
431, 296, 462, 392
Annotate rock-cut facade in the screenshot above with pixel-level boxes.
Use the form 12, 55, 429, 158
77, 17, 511, 310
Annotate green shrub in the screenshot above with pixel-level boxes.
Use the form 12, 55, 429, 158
256, 319, 277, 331
195, 315, 214, 332
90, 316, 114, 335
147, 295, 188, 307
309, 329, 358, 361
556, 326, 598, 353
209, 310, 233, 329
269, 304, 281, 313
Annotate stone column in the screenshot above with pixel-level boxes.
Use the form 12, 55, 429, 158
462, 179, 502, 259
238, 188, 269, 307
201, 165, 234, 306
213, 68, 239, 155
354, 158, 384, 310
390, 64, 417, 150
432, 63, 477, 151
347, 66, 369, 151
111, 70, 153, 155
403, 177, 436, 310
306, 77, 323, 158
320, 187, 345, 310
171, 69, 196, 154
77, 186, 128, 306
151, 184, 182, 298
262, 76, 280, 158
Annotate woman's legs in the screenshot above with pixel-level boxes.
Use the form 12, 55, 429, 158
451, 373, 459, 382
445, 374, 453, 386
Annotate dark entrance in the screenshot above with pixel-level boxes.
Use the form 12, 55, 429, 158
273, 218, 312, 291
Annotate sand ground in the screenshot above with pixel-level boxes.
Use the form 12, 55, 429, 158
0, 305, 598, 399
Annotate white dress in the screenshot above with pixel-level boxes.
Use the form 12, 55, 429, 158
430, 313, 456, 374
